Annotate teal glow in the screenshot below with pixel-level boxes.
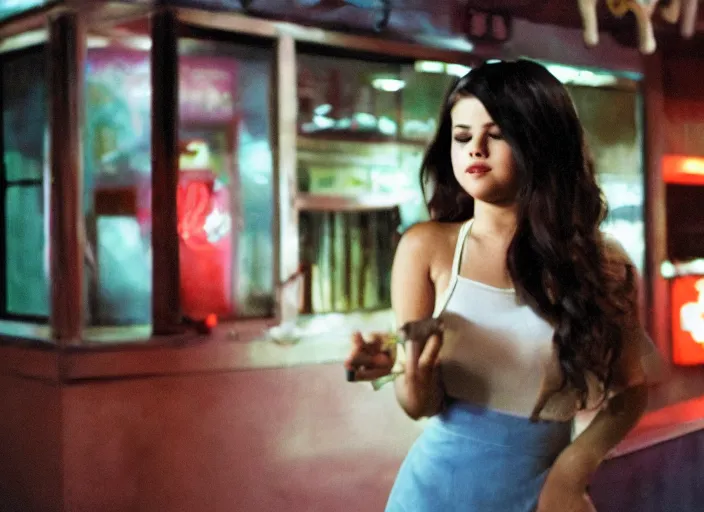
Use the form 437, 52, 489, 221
0, 0, 52, 22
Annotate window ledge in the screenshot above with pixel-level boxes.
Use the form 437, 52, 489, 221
64, 309, 394, 380
0, 309, 394, 382
0, 319, 51, 341
0, 343, 61, 381
573, 392, 704, 460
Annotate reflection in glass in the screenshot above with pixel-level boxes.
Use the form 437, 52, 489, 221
84, 38, 153, 326
177, 38, 275, 319
296, 53, 456, 314
0, 0, 49, 22
569, 85, 645, 272
1, 48, 49, 319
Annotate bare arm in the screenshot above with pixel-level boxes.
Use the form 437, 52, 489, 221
390, 223, 446, 420
541, 238, 654, 507
547, 384, 647, 490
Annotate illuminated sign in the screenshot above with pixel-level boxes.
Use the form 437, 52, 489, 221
672, 276, 704, 365
663, 154, 704, 186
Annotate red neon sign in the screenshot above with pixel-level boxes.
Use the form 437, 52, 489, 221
663, 155, 704, 186
177, 173, 233, 318
672, 275, 704, 365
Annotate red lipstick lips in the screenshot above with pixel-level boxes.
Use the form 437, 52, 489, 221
467, 163, 491, 174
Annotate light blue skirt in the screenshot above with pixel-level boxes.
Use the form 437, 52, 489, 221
385, 400, 573, 512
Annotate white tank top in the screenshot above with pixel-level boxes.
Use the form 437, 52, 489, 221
434, 219, 555, 418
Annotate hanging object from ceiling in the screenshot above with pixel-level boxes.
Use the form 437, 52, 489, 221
578, 0, 601, 46
461, 7, 513, 44
660, 0, 681, 23
658, 0, 699, 38
577, 0, 700, 55
293, 0, 392, 31
606, 0, 660, 54
681, 0, 700, 38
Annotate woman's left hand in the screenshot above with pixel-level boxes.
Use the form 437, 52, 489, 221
537, 475, 596, 512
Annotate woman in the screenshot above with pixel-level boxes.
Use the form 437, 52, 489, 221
344, 60, 660, 512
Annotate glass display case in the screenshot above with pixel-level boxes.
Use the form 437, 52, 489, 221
296, 51, 460, 314
177, 37, 275, 320
84, 26, 153, 328
82, 23, 276, 333
0, 1, 647, 347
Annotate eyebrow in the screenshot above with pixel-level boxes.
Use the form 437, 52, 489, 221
453, 122, 496, 130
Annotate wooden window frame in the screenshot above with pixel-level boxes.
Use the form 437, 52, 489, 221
0, 1, 657, 386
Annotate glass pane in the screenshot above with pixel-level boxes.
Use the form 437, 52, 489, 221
5, 186, 48, 316
296, 54, 459, 314
2, 49, 49, 318
177, 38, 275, 319
84, 27, 153, 326
0, 0, 49, 22
300, 210, 398, 313
569, 85, 645, 272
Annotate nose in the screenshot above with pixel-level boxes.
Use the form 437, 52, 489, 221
468, 135, 487, 158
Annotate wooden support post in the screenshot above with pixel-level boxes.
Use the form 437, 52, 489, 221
151, 8, 181, 334
273, 34, 300, 324
643, 50, 670, 356
48, 9, 85, 345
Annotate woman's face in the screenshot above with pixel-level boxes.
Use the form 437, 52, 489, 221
450, 95, 518, 205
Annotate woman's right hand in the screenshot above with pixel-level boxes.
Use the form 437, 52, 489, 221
396, 332, 445, 420
344, 332, 395, 382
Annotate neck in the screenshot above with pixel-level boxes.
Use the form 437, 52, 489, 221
472, 201, 518, 241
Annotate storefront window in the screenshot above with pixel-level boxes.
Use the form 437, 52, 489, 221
568, 85, 645, 272
83, 28, 153, 327
1, 47, 49, 320
296, 51, 461, 314
177, 38, 275, 320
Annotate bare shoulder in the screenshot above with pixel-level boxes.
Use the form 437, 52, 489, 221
394, 221, 464, 285
397, 221, 462, 260
600, 233, 640, 294
600, 233, 636, 268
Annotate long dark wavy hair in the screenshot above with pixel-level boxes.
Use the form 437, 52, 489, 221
421, 59, 635, 409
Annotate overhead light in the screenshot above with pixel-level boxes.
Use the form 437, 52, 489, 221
313, 104, 332, 116
545, 63, 618, 87
87, 35, 152, 51
414, 60, 445, 73
0, 29, 47, 53
446, 63, 471, 77
372, 78, 406, 92
414, 61, 472, 77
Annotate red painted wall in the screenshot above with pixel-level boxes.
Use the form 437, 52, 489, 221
0, 375, 63, 512
1, 365, 421, 512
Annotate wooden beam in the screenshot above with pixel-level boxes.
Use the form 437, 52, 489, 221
48, 9, 84, 345
273, 34, 300, 324
642, 50, 670, 357
151, 8, 181, 334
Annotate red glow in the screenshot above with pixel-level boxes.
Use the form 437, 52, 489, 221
663, 155, 704, 185
671, 276, 704, 365
177, 173, 234, 318
178, 180, 219, 250
205, 313, 218, 329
